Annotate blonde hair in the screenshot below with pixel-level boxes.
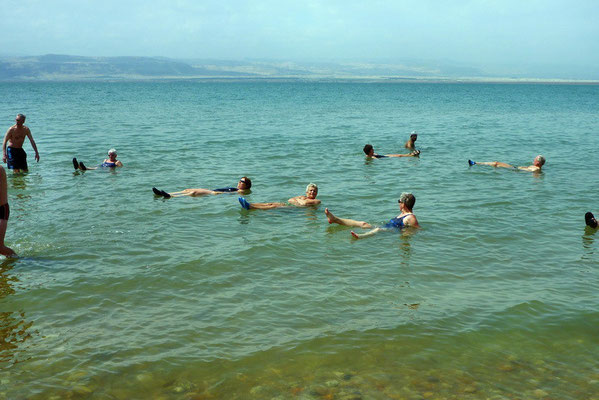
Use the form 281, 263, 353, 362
306, 183, 318, 192
535, 155, 545, 165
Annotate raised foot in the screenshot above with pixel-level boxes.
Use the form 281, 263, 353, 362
468, 159, 476, 166
72, 158, 79, 170
324, 208, 335, 224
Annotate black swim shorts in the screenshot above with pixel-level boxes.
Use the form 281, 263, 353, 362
6, 147, 27, 170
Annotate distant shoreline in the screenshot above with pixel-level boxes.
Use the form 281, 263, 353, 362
2, 54, 597, 84
2, 76, 598, 84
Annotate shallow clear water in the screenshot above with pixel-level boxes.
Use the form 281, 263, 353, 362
0, 81, 598, 399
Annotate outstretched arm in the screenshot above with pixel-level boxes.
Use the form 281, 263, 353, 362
351, 227, 383, 239
2, 128, 11, 163
26, 129, 39, 162
386, 150, 420, 158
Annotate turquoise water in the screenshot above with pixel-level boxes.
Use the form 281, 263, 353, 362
1, 81, 598, 399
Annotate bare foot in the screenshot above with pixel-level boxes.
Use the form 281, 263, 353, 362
324, 208, 336, 224
412, 150, 420, 157
351, 231, 360, 239
0, 245, 17, 258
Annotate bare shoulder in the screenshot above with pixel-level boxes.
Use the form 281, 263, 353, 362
405, 214, 420, 227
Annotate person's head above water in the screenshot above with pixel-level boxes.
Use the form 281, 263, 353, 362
363, 144, 374, 156
398, 192, 416, 211
237, 177, 252, 190
107, 148, 118, 160
15, 114, 25, 125
534, 155, 545, 166
306, 183, 318, 198
410, 132, 418, 141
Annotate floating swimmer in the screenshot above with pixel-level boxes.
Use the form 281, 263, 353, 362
324, 192, 420, 239
73, 148, 123, 170
363, 144, 420, 159
468, 155, 545, 172
153, 177, 251, 198
239, 183, 320, 210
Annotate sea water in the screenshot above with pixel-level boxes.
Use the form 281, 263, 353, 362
0, 81, 598, 399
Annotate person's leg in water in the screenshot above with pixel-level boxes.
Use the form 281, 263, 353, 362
79, 161, 99, 170
324, 208, 372, 228
239, 198, 288, 210
351, 227, 383, 239
472, 161, 514, 169
0, 219, 16, 257
153, 188, 216, 198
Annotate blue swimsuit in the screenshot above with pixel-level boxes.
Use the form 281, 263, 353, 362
101, 161, 117, 168
383, 213, 413, 229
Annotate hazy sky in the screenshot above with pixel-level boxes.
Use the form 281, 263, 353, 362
2, 0, 598, 68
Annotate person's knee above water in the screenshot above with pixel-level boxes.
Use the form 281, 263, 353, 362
324, 192, 420, 239
363, 144, 420, 159
153, 177, 251, 198
468, 154, 545, 172
3, 113, 40, 172
73, 148, 123, 170
239, 183, 321, 210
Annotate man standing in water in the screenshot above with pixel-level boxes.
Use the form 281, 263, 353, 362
3, 114, 40, 172
0, 165, 16, 257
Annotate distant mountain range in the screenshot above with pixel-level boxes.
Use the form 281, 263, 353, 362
0, 54, 596, 82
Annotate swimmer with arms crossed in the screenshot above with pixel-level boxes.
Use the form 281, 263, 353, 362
239, 183, 320, 210
325, 192, 420, 239
363, 144, 420, 159
468, 155, 545, 172
73, 148, 123, 170
153, 177, 251, 198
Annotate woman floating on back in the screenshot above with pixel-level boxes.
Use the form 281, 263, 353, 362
73, 148, 123, 170
325, 192, 420, 239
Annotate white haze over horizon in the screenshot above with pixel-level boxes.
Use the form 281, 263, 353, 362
1, 0, 598, 78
